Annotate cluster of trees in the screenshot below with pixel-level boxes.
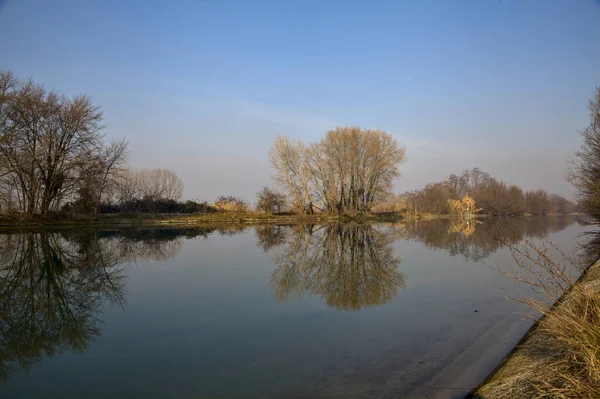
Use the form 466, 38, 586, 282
402, 168, 576, 216
270, 126, 406, 215
111, 168, 187, 214
0, 70, 128, 216
116, 169, 183, 204
0, 70, 216, 217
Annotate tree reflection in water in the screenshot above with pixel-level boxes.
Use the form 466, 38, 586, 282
0, 218, 583, 382
0, 233, 120, 380
0, 227, 226, 381
402, 215, 581, 262
261, 216, 582, 311
264, 223, 405, 311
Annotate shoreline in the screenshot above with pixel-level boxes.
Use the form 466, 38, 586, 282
469, 255, 600, 399
0, 212, 413, 230
0, 212, 579, 231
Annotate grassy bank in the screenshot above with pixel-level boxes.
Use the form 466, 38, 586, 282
472, 256, 600, 399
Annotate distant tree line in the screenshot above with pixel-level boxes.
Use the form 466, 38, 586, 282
109, 168, 188, 214
400, 168, 576, 216
76, 167, 215, 216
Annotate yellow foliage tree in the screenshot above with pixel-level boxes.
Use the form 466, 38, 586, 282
448, 195, 478, 218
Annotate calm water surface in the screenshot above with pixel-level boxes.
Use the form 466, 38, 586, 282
0, 216, 592, 399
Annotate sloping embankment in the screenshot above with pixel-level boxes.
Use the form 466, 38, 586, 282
470, 257, 600, 399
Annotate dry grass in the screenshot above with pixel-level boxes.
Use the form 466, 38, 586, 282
538, 284, 600, 398
476, 239, 600, 399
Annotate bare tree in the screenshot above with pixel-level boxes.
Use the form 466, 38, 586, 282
115, 169, 139, 206
70, 138, 129, 215
114, 168, 184, 213
548, 194, 576, 214
269, 135, 313, 213
0, 71, 17, 151
570, 86, 600, 223
137, 168, 183, 202
405, 183, 453, 215
95, 138, 129, 205
270, 126, 407, 214
256, 186, 286, 213
157, 169, 184, 201
525, 189, 550, 215
0, 70, 128, 216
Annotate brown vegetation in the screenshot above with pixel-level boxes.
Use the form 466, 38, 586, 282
0, 70, 128, 216
403, 216, 579, 263
0, 69, 579, 223
474, 86, 600, 399
475, 239, 600, 399
0, 70, 207, 218
448, 195, 478, 218
255, 186, 287, 213
403, 168, 575, 216
270, 126, 406, 215
370, 194, 408, 213
213, 195, 249, 212
570, 86, 600, 224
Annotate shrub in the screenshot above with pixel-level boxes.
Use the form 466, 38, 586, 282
214, 195, 249, 212
113, 199, 216, 214
256, 187, 287, 213
183, 200, 217, 214
371, 195, 408, 213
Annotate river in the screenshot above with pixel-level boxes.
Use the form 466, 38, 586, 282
0, 216, 592, 399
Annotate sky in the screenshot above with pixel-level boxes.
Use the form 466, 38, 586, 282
0, 0, 599, 202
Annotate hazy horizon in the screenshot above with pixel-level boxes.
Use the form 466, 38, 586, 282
1, 0, 599, 202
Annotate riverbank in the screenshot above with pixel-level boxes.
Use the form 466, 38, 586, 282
0, 211, 415, 230
0, 211, 576, 230
0, 212, 580, 230
471, 256, 600, 399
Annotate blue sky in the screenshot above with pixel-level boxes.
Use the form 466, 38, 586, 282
1, 0, 599, 201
